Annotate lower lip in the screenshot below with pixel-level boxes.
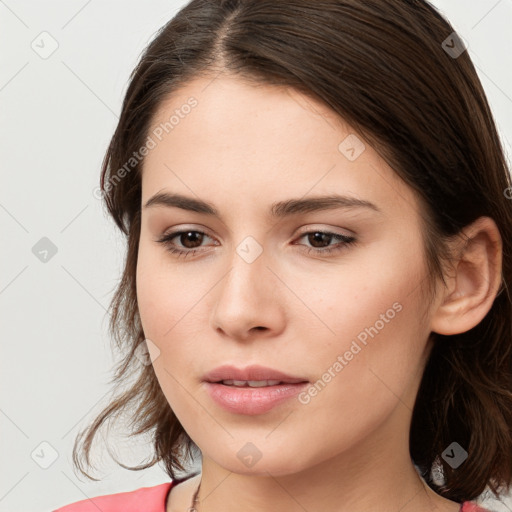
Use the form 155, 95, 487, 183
203, 381, 309, 415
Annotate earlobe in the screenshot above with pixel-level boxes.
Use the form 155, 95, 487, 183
430, 216, 503, 336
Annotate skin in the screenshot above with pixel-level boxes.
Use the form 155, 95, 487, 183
135, 74, 503, 512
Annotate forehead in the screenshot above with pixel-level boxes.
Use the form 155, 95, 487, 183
141, 75, 420, 222
146, 74, 345, 156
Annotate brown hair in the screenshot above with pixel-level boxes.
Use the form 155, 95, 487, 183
73, 0, 512, 503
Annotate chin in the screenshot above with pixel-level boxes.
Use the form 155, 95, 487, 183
202, 439, 317, 477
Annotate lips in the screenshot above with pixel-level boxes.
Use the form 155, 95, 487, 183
202, 364, 309, 385
202, 365, 310, 414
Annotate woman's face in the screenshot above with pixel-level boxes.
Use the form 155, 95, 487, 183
136, 74, 438, 476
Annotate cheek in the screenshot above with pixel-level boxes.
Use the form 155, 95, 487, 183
303, 241, 429, 399
318, 290, 427, 424
135, 247, 205, 418
292, 287, 427, 464
289, 260, 417, 359
136, 239, 202, 340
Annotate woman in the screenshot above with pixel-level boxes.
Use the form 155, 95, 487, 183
54, 0, 512, 511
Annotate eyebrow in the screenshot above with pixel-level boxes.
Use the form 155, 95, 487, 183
143, 192, 381, 218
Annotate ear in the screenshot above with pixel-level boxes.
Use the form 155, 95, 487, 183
430, 216, 503, 336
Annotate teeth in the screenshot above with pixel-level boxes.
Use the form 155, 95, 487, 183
221, 379, 282, 387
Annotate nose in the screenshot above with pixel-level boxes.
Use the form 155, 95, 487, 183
210, 244, 286, 342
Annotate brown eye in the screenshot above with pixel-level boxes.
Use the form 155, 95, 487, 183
156, 230, 215, 258
174, 231, 204, 249
307, 231, 335, 248
294, 230, 357, 255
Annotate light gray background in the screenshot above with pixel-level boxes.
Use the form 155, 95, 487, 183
1, 1, 511, 511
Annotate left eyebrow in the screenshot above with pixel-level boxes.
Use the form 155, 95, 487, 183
143, 192, 382, 219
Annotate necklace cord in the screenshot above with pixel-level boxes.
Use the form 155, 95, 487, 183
188, 479, 201, 511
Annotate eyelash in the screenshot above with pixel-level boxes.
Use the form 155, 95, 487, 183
155, 229, 357, 259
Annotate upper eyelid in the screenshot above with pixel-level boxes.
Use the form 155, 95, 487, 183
161, 227, 216, 241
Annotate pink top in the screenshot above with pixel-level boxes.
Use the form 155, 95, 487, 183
52, 478, 492, 512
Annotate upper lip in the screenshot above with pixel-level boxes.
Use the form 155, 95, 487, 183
203, 364, 309, 384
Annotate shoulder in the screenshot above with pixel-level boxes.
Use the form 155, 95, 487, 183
460, 501, 493, 512
52, 481, 174, 512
